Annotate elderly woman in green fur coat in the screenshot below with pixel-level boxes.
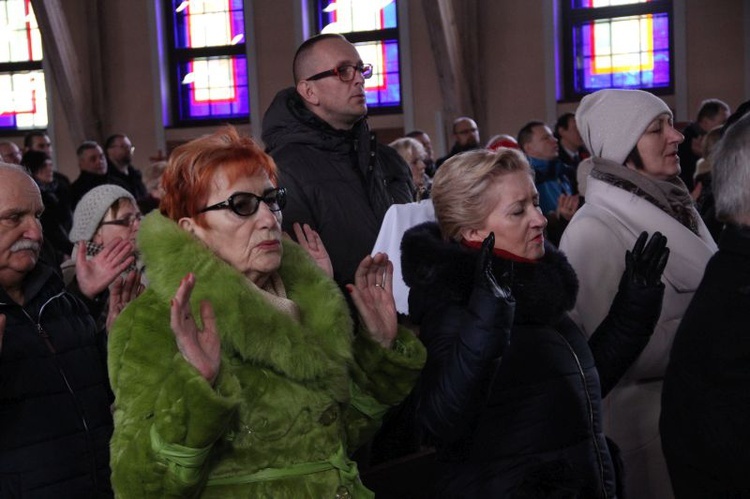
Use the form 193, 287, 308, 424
108, 126, 426, 498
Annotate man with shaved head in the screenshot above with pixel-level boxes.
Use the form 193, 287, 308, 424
435, 116, 481, 169
262, 33, 413, 288
0, 164, 114, 496
0, 141, 22, 165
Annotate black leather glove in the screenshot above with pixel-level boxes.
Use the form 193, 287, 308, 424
624, 231, 670, 288
474, 232, 513, 300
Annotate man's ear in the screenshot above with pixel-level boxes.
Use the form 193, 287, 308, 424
296, 80, 319, 106
460, 227, 485, 244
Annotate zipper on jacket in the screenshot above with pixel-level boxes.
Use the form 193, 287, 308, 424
554, 330, 610, 499
21, 294, 99, 489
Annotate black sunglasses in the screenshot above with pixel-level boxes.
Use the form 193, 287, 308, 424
198, 187, 287, 217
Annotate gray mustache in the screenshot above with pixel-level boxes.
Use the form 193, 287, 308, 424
10, 240, 41, 253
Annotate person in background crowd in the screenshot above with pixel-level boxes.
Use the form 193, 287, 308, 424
107, 126, 425, 497
518, 120, 579, 245
70, 141, 114, 207
21, 150, 74, 263
406, 130, 436, 177
435, 117, 481, 169
677, 98, 730, 192
390, 137, 431, 201
138, 160, 167, 214
104, 133, 148, 202
0, 140, 22, 165
402, 148, 668, 497
554, 112, 589, 194
63, 184, 142, 331
560, 89, 718, 499
485, 134, 520, 151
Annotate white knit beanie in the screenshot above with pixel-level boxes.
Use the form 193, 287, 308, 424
69, 185, 136, 242
576, 89, 672, 165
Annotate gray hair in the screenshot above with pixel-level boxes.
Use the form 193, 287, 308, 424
712, 112, 750, 224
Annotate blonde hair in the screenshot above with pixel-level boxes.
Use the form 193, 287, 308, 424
389, 137, 425, 166
432, 148, 532, 241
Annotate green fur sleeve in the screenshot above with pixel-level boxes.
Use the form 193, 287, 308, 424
109, 295, 241, 498
344, 325, 426, 451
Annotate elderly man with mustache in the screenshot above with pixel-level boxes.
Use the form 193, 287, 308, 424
0, 163, 118, 497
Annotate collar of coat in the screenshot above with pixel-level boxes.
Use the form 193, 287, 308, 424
401, 222, 578, 326
137, 212, 354, 384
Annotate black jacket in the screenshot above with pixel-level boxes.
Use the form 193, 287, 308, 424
0, 263, 113, 497
661, 223, 750, 498
402, 222, 663, 498
261, 87, 413, 287
105, 162, 148, 202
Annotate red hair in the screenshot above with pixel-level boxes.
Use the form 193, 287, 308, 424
160, 126, 278, 226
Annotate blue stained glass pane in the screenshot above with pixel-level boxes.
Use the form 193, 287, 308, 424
175, 55, 249, 121
172, 0, 245, 49
572, 13, 670, 93
382, 2, 397, 29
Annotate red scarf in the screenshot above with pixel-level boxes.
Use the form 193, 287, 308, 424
461, 239, 540, 264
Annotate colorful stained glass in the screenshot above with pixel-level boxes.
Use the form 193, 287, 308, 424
572, 12, 670, 92
169, 0, 248, 123
315, 0, 401, 110
0, 0, 46, 130
572, 0, 651, 8
175, 55, 249, 120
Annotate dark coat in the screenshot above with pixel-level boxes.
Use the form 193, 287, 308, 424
401, 222, 664, 498
0, 262, 113, 497
261, 87, 414, 287
661, 223, 750, 498
105, 162, 148, 202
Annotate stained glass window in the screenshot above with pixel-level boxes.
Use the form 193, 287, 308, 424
165, 0, 249, 126
560, 0, 673, 100
0, 0, 47, 130
313, 0, 401, 112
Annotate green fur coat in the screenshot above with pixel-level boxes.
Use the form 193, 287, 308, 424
108, 213, 426, 498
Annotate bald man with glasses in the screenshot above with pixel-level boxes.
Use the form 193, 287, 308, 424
262, 33, 413, 289
435, 116, 482, 170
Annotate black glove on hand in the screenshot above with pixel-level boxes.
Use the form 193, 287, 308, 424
475, 232, 513, 300
625, 231, 670, 288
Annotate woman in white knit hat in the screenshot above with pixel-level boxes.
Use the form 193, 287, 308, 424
63, 184, 143, 331
559, 89, 718, 499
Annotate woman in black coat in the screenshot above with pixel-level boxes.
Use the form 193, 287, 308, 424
401, 148, 669, 498
661, 112, 750, 498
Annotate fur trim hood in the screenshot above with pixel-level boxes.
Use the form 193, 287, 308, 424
137, 212, 354, 388
401, 222, 579, 325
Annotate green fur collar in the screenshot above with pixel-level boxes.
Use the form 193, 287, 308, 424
137, 212, 354, 384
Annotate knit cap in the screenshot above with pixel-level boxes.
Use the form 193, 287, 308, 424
69, 184, 136, 242
576, 89, 672, 165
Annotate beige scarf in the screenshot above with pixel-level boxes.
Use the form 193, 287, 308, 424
591, 157, 700, 235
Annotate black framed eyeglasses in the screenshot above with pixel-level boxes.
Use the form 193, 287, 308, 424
306, 63, 373, 82
100, 212, 143, 228
198, 187, 287, 217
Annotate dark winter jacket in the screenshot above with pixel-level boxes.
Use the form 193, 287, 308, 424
38, 180, 73, 259
261, 87, 413, 288
661, 223, 750, 498
402, 222, 664, 498
0, 262, 113, 497
105, 162, 148, 202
